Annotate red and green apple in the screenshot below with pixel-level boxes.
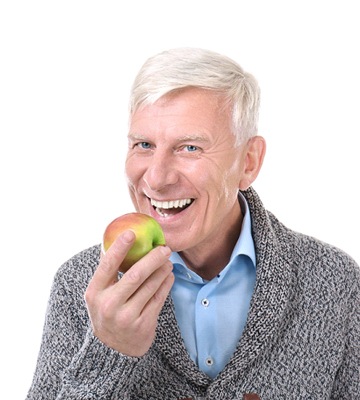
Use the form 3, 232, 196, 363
102, 212, 166, 272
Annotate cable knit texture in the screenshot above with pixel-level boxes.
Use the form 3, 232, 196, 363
26, 187, 360, 399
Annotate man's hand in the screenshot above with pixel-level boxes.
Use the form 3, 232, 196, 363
85, 230, 174, 357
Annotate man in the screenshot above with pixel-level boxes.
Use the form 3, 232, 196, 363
27, 48, 360, 399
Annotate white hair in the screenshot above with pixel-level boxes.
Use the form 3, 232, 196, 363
129, 47, 260, 145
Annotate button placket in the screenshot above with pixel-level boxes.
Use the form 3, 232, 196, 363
195, 282, 217, 377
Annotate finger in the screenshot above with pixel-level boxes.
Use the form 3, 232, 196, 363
90, 230, 136, 292
140, 270, 175, 322
113, 245, 172, 304
126, 259, 173, 307
117, 265, 174, 339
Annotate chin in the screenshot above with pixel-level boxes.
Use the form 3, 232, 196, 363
165, 235, 191, 253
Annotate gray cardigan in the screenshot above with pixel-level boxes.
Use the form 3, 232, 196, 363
26, 188, 360, 399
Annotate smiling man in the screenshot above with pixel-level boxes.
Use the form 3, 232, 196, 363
27, 48, 360, 400
126, 87, 264, 280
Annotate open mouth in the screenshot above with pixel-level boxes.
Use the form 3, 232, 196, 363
150, 197, 194, 217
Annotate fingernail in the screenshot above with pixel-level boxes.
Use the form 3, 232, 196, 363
159, 245, 171, 257
122, 230, 135, 243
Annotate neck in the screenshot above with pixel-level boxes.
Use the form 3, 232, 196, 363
179, 209, 244, 281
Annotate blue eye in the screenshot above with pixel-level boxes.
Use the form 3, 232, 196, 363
138, 142, 151, 149
185, 145, 198, 152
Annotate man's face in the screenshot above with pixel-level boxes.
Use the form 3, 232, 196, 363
125, 88, 248, 256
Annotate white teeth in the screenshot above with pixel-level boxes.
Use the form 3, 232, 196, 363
150, 198, 192, 209
155, 208, 168, 217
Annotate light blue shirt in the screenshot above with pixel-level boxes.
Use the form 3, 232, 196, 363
170, 192, 256, 379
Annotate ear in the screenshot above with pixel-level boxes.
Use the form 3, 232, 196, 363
238, 136, 266, 190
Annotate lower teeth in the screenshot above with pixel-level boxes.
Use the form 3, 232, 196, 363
156, 207, 168, 217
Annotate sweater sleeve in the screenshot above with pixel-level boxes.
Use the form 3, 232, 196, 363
26, 246, 140, 400
330, 259, 360, 399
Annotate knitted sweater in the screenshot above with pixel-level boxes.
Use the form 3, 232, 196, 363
26, 188, 360, 400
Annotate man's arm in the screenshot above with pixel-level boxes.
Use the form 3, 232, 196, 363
26, 233, 174, 399
331, 260, 360, 399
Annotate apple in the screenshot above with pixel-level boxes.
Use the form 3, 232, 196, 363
102, 212, 166, 272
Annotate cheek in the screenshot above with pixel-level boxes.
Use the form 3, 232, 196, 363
125, 157, 141, 185
125, 164, 140, 202
210, 168, 242, 206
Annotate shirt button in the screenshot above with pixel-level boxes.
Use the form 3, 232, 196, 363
201, 298, 210, 307
205, 356, 214, 366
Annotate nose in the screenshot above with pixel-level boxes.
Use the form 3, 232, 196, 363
143, 151, 179, 192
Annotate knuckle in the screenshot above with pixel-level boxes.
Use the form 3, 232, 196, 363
154, 274, 174, 302
152, 290, 164, 303
99, 296, 118, 320
116, 307, 136, 326
143, 279, 157, 294
163, 260, 173, 272
99, 258, 113, 274
84, 286, 94, 306
124, 267, 142, 284
167, 272, 175, 285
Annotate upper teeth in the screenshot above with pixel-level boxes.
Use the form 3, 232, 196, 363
150, 198, 192, 209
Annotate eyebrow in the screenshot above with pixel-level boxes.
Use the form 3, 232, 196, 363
127, 133, 148, 141
175, 134, 209, 143
127, 133, 209, 143
128, 133, 209, 143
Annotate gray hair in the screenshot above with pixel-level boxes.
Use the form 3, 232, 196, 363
129, 48, 261, 145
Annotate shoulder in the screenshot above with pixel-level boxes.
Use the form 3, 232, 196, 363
243, 186, 359, 288
58, 244, 101, 273
40, 245, 101, 338
271, 211, 360, 294
287, 219, 357, 275
52, 244, 101, 298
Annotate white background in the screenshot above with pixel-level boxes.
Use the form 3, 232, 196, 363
1, 1, 359, 398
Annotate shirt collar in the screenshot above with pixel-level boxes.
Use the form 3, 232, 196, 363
170, 191, 256, 282
230, 191, 256, 267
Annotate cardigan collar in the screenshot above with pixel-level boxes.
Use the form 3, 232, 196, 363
153, 187, 293, 389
